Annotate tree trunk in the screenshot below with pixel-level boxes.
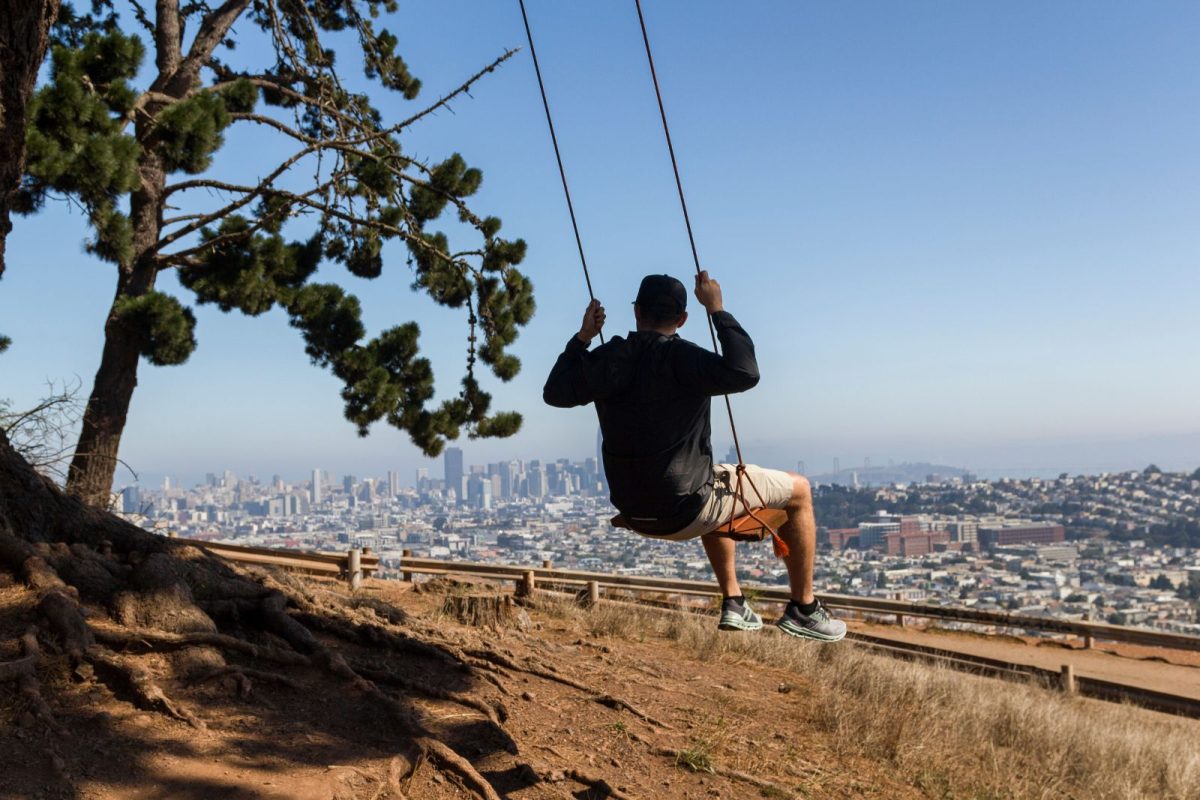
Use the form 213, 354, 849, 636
65, 119, 167, 506
65, 314, 148, 506
0, 0, 61, 278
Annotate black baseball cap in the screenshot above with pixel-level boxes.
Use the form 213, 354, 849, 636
634, 274, 687, 314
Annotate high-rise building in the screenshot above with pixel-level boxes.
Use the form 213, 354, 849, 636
595, 427, 606, 490
527, 460, 547, 499
498, 460, 518, 500
388, 470, 401, 498
311, 468, 323, 505
343, 475, 357, 495
444, 447, 464, 504
121, 486, 141, 514
467, 474, 492, 509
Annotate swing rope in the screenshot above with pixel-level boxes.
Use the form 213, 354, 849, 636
519, 0, 787, 557
633, 0, 787, 558
517, 0, 603, 344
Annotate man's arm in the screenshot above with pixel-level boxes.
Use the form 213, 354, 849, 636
674, 272, 760, 395
543, 299, 606, 408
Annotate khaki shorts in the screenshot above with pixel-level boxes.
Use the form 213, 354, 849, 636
643, 463, 796, 542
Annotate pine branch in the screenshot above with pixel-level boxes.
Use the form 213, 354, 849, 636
173, 0, 251, 90
127, 0, 156, 36
157, 145, 319, 250
391, 50, 517, 133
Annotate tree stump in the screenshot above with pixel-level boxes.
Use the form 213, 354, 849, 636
442, 593, 513, 628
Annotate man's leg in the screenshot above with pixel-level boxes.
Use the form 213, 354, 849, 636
779, 473, 817, 604
773, 472, 846, 640
701, 532, 740, 599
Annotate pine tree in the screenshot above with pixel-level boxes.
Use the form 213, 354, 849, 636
16, 0, 534, 507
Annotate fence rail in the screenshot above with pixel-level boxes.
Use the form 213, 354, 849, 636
394, 556, 1200, 653
187, 540, 378, 588
186, 541, 1200, 653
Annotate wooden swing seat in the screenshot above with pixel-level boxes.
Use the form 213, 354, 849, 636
612, 507, 788, 542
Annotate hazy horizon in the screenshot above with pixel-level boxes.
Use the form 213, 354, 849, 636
119, 427, 1200, 491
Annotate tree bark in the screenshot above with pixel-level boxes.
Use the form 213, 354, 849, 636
0, 0, 61, 278
65, 309, 151, 506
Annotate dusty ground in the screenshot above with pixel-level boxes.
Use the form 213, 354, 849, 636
1, 574, 1195, 800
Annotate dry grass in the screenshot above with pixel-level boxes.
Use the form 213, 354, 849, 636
536, 592, 1200, 800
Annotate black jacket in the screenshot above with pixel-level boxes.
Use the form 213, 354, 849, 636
543, 311, 760, 533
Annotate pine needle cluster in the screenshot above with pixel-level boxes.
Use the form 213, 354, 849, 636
19, 0, 533, 470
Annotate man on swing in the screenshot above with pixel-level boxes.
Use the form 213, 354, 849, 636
544, 272, 846, 642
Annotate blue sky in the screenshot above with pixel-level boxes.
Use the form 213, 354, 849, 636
2, 1, 1198, 486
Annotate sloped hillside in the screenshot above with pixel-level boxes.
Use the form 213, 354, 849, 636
3, 562, 1199, 800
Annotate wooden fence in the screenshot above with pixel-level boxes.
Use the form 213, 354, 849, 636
394, 554, 1200, 653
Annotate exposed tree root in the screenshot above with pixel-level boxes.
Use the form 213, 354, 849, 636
0, 629, 38, 682
561, 768, 637, 800
2, 627, 66, 736
526, 760, 637, 800
89, 622, 310, 666
189, 664, 302, 697
591, 693, 670, 728
0, 529, 95, 660
458, 645, 672, 729
383, 752, 418, 800
419, 737, 502, 800
1, 436, 516, 800
87, 645, 206, 728
291, 608, 469, 670
351, 658, 507, 726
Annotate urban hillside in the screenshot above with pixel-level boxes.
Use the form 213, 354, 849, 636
116, 459, 1200, 639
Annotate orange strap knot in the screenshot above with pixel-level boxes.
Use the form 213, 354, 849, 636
727, 463, 790, 559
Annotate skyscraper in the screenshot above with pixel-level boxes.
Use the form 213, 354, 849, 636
311, 468, 323, 505
526, 460, 546, 499
121, 486, 141, 514
444, 447, 464, 504
388, 470, 400, 498
595, 427, 607, 491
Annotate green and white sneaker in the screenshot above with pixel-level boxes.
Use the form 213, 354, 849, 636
777, 600, 847, 642
718, 598, 763, 631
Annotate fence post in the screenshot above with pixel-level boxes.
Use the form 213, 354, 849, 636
1084, 634, 1095, 650
518, 570, 536, 597
542, 559, 553, 569
1060, 663, 1076, 695
348, 547, 363, 591
402, 548, 413, 583
587, 580, 600, 607
896, 613, 906, 627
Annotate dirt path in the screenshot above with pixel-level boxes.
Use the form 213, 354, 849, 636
848, 620, 1200, 700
